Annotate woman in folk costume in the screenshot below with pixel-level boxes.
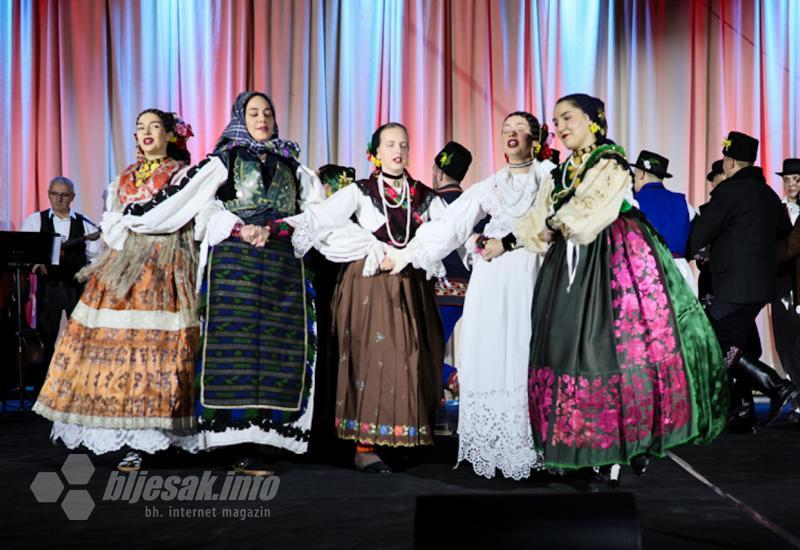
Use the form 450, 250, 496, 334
392, 112, 555, 480
283, 122, 446, 473
191, 91, 326, 476
33, 109, 202, 471
516, 94, 728, 484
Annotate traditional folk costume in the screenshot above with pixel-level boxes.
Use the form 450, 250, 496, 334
400, 157, 554, 479
689, 132, 797, 428
192, 92, 326, 454
33, 155, 207, 454
285, 171, 446, 449
431, 142, 476, 394
517, 96, 728, 470
632, 150, 699, 296
772, 158, 800, 385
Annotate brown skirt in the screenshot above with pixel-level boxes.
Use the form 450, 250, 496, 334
333, 259, 443, 447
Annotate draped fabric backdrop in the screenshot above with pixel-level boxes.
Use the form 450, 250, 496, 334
2, 0, 799, 362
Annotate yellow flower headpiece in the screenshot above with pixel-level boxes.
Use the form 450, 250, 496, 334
589, 121, 604, 135
722, 138, 732, 150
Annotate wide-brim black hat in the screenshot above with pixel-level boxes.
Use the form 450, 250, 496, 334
776, 158, 800, 176
435, 141, 472, 182
631, 149, 672, 178
722, 131, 758, 163
706, 159, 724, 182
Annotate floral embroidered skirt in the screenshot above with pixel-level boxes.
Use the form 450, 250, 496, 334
33, 230, 200, 454
333, 258, 443, 447
528, 212, 729, 469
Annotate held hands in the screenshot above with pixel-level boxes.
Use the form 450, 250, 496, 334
538, 229, 555, 243
379, 254, 395, 272
478, 238, 504, 261
380, 247, 409, 274
240, 224, 270, 247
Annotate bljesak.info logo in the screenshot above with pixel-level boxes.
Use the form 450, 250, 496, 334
30, 454, 279, 521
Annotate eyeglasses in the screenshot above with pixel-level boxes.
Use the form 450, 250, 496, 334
48, 192, 74, 199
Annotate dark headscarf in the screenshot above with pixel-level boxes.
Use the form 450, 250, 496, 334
214, 91, 300, 160
557, 93, 610, 144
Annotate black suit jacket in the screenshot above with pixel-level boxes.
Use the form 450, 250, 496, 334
688, 166, 792, 304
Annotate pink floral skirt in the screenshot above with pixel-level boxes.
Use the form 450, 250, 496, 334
527, 213, 728, 469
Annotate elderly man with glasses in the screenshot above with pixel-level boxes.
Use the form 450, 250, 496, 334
19, 176, 103, 373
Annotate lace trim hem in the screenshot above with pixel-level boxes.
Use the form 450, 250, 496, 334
51, 421, 200, 455
456, 385, 543, 480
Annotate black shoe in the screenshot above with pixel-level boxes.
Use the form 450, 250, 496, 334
589, 465, 619, 492
732, 355, 800, 426
356, 459, 392, 474
630, 455, 650, 476
726, 379, 758, 433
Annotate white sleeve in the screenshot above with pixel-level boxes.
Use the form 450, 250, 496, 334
283, 184, 363, 257
122, 156, 230, 236
686, 198, 698, 221
297, 164, 327, 209
82, 218, 104, 261
284, 185, 391, 276
399, 184, 487, 278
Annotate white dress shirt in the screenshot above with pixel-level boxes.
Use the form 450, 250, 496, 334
20, 208, 103, 265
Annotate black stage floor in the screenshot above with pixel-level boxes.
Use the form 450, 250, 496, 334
2, 413, 799, 549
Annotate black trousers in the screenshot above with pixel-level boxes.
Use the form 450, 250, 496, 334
36, 278, 82, 364
707, 301, 764, 364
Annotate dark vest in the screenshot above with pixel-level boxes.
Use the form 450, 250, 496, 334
39, 210, 87, 282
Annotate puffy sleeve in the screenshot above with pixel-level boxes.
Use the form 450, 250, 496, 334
548, 158, 630, 245
102, 156, 231, 251
516, 174, 555, 253
297, 164, 327, 209
282, 184, 389, 276
399, 184, 487, 278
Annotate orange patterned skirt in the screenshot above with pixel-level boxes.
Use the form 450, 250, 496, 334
33, 232, 199, 432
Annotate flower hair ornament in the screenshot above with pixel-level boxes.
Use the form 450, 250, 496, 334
588, 121, 604, 135
366, 141, 382, 171
169, 113, 194, 151
535, 123, 554, 161
722, 137, 732, 151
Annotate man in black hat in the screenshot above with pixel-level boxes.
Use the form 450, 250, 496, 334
697, 159, 728, 306
772, 158, 800, 392
632, 150, 697, 294
688, 131, 797, 428
706, 159, 726, 192
431, 141, 474, 400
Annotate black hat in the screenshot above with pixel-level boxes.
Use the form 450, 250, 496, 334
722, 131, 758, 163
776, 158, 800, 177
706, 159, 724, 182
631, 150, 672, 178
317, 164, 356, 196
435, 141, 472, 182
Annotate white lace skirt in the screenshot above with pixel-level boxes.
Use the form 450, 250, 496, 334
51, 422, 200, 455
456, 248, 542, 480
